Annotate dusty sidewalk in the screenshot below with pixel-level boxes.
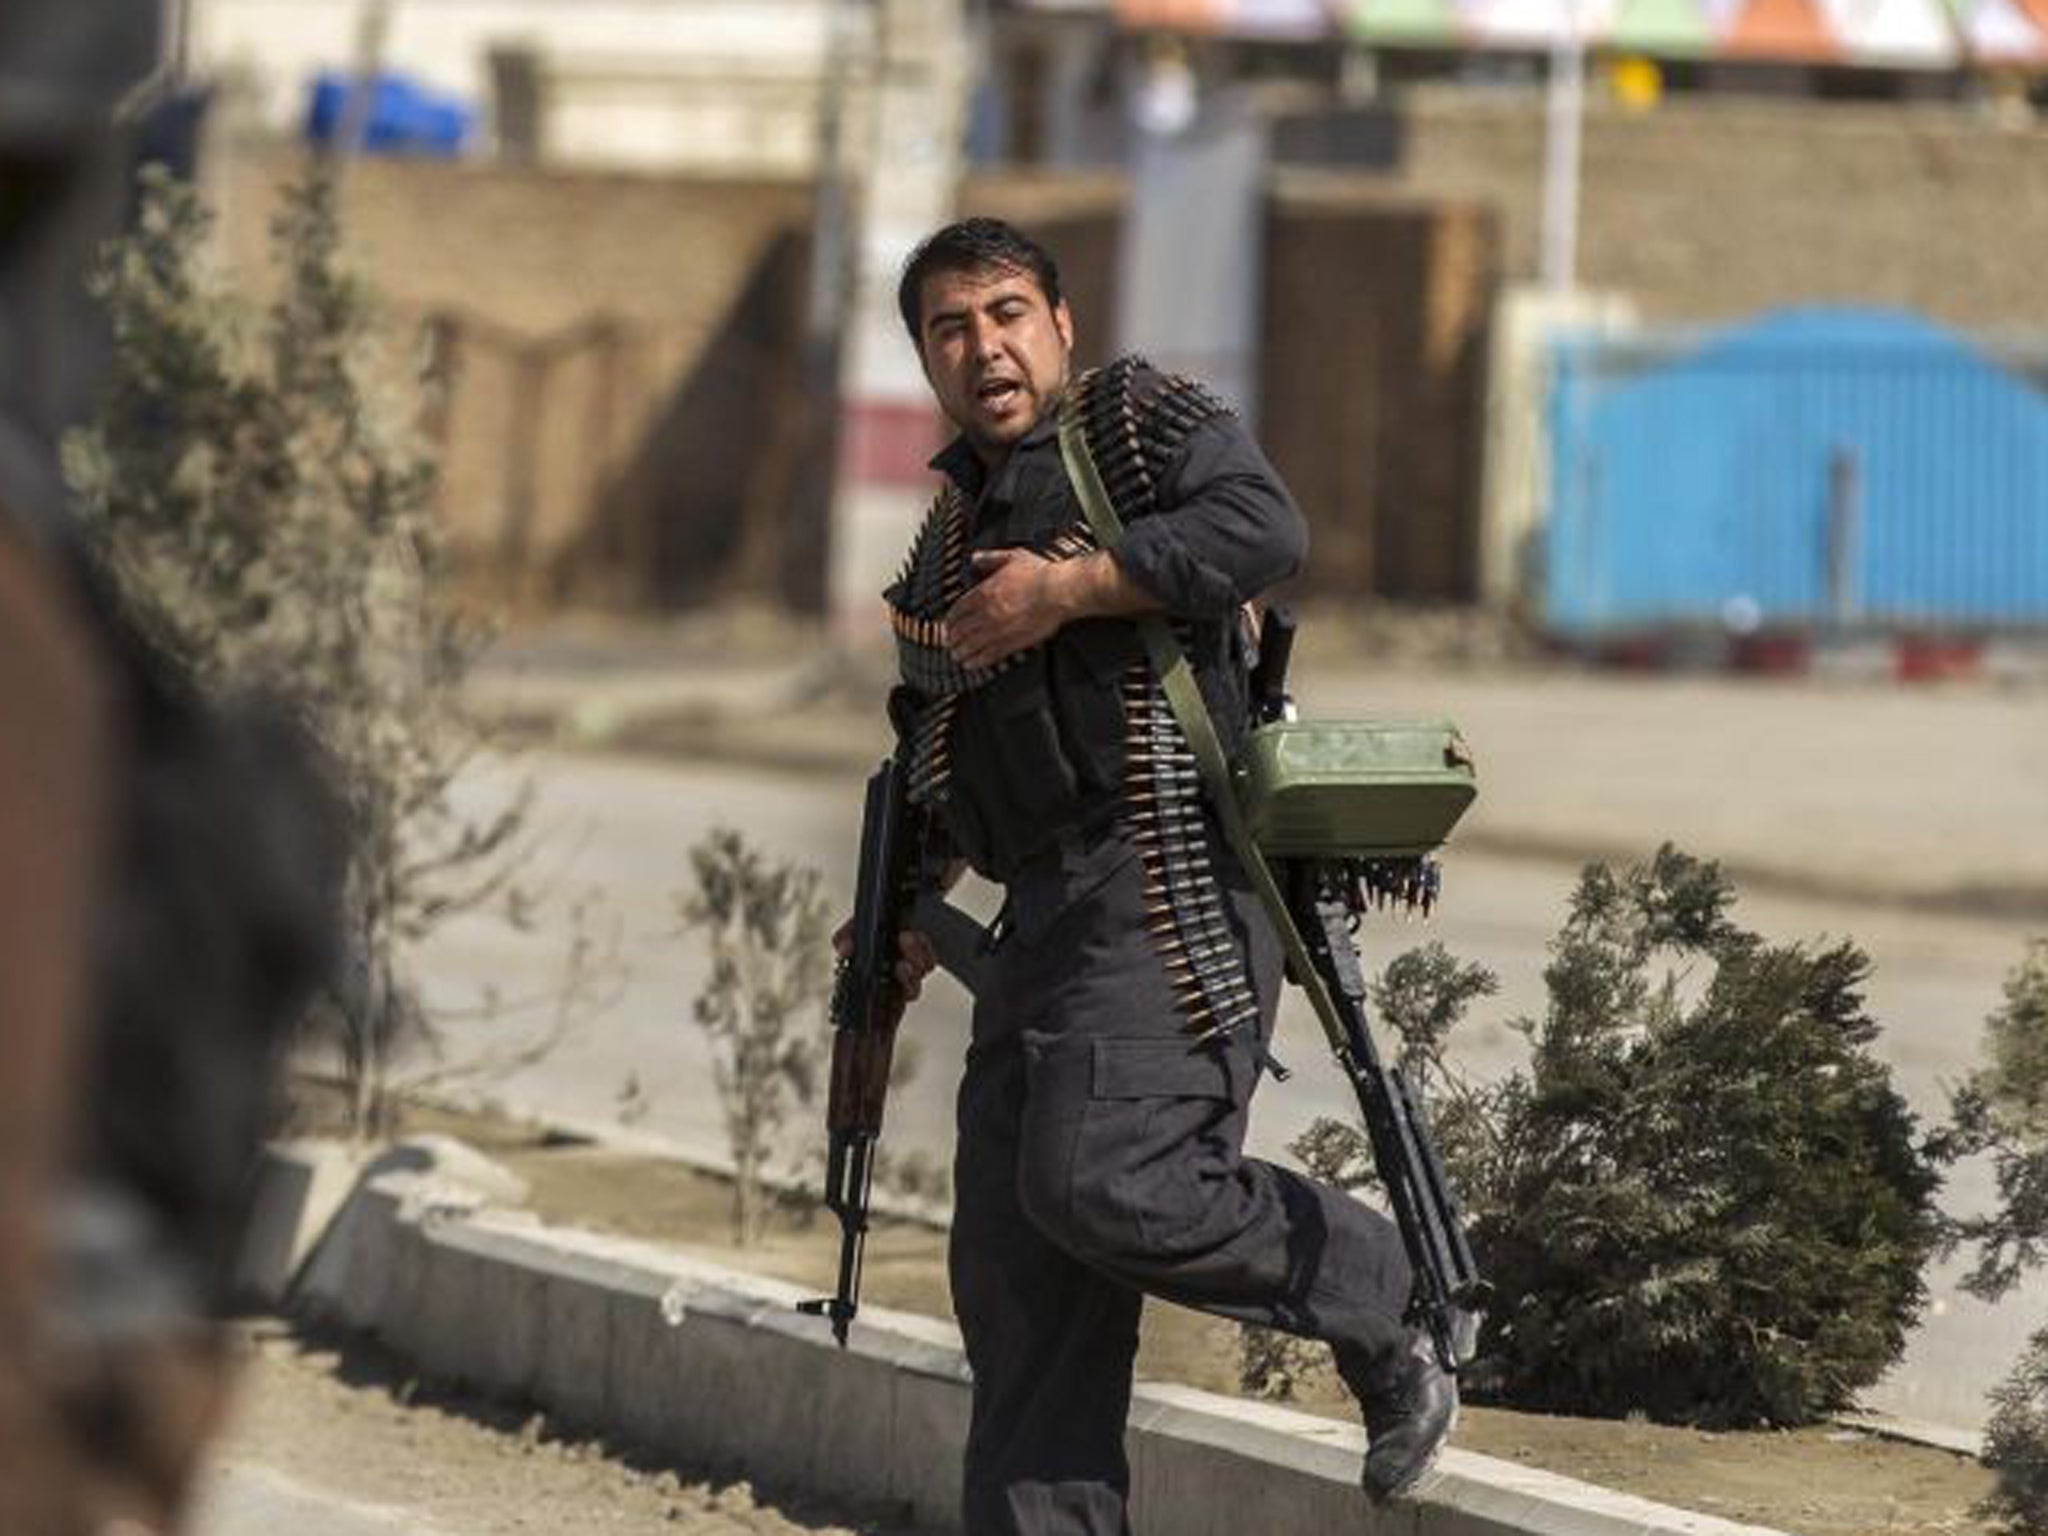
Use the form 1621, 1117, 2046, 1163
470, 615, 2048, 919
193, 1320, 919, 1535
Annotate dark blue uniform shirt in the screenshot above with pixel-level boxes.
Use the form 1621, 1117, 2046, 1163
919, 369, 1307, 906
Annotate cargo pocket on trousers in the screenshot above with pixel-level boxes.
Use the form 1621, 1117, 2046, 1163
1079, 1036, 1247, 1253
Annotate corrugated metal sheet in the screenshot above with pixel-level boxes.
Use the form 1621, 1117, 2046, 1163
1545, 309, 2048, 637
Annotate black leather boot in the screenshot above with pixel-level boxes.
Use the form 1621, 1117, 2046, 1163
1341, 1331, 1459, 1503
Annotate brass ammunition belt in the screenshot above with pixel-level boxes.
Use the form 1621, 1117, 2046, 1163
888, 482, 1098, 810
1073, 359, 1251, 1037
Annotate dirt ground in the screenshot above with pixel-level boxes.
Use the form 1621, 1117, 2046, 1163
286, 1089, 1998, 1536
215, 1320, 918, 1534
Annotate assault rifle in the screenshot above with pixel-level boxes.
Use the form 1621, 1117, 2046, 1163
800, 754, 988, 1346
1251, 609, 1490, 1373
799, 757, 917, 1346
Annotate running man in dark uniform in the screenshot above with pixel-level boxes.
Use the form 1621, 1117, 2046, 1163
868, 218, 1456, 1536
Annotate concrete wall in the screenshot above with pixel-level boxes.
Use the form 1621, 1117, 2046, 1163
191, 0, 836, 164
1383, 87, 2048, 327
535, 54, 836, 174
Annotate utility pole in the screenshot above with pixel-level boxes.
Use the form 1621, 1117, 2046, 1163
332, 0, 395, 162
1540, 4, 1586, 294
808, 0, 864, 361
165, 0, 194, 86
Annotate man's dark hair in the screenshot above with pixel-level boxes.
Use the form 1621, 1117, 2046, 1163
896, 217, 1063, 346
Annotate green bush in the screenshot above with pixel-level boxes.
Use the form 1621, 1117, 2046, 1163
1284, 847, 1944, 1427
1941, 939, 2048, 1530
679, 828, 833, 1247
1478, 848, 1941, 1425
1944, 940, 2048, 1299
1982, 1328, 2048, 1534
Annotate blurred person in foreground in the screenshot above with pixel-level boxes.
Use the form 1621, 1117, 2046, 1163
866, 217, 1456, 1534
1, 4, 343, 1530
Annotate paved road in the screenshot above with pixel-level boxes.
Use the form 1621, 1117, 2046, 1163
1309, 664, 2048, 916
407, 749, 2044, 1436
472, 649, 2048, 917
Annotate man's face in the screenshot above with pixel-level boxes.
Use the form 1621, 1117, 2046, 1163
914, 263, 1074, 460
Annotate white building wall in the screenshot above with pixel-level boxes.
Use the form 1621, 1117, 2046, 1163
539, 60, 826, 171
189, 0, 838, 168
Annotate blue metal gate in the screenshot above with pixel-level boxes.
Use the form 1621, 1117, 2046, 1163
1546, 309, 2048, 638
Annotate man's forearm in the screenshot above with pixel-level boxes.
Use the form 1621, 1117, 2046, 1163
947, 546, 1164, 671
1051, 549, 1162, 622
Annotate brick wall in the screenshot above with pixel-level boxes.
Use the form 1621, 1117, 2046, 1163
208, 140, 816, 607
212, 140, 811, 332
1387, 89, 2048, 327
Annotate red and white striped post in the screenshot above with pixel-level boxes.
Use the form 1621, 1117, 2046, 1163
827, 0, 970, 642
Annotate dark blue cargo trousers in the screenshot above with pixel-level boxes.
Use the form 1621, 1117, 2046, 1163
948, 840, 1416, 1536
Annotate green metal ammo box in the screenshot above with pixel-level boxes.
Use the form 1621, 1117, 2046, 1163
1235, 720, 1477, 859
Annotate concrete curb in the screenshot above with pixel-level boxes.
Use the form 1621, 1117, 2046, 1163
235, 1140, 373, 1306
249, 1139, 1791, 1536
1831, 1410, 1985, 1460
251, 1112, 1983, 1465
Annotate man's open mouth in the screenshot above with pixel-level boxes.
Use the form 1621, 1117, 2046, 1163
977, 378, 1022, 407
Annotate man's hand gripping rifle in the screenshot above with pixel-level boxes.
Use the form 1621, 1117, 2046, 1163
800, 756, 925, 1346
1251, 610, 1490, 1374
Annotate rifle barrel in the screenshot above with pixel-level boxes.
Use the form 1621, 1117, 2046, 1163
1300, 873, 1487, 1374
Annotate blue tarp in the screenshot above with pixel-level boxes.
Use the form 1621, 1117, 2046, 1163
305, 70, 473, 156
